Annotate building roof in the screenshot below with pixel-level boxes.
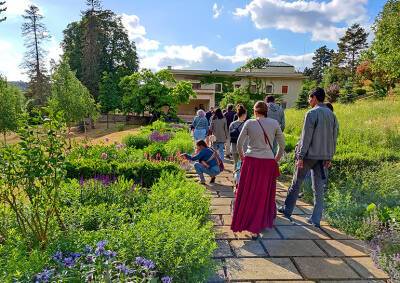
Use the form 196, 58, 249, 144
265, 61, 294, 67
169, 68, 306, 79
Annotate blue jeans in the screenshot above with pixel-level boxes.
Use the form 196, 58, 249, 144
282, 159, 327, 225
213, 142, 225, 161
194, 163, 220, 183
193, 129, 207, 141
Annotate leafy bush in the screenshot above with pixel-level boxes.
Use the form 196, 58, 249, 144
144, 173, 211, 223
123, 134, 151, 149
66, 159, 181, 188
165, 131, 193, 156
124, 210, 216, 282
355, 88, 367, 96
144, 143, 168, 159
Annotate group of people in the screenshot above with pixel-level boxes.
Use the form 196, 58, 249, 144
183, 87, 339, 239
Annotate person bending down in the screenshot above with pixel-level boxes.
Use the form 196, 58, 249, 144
182, 140, 221, 184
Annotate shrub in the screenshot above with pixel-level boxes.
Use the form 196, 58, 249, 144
144, 143, 168, 159
123, 134, 151, 149
165, 131, 193, 156
125, 210, 216, 282
144, 173, 211, 223
326, 83, 340, 102
355, 88, 367, 96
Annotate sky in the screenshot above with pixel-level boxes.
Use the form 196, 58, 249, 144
0, 0, 386, 81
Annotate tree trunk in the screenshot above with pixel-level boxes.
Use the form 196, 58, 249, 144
113, 110, 116, 124
106, 113, 109, 129
3, 132, 6, 145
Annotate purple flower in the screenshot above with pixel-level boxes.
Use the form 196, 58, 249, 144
149, 131, 171, 143
79, 176, 85, 186
135, 257, 155, 270
63, 257, 75, 268
84, 245, 93, 254
52, 251, 63, 263
161, 276, 173, 283
86, 255, 95, 264
71, 252, 81, 259
104, 250, 117, 258
35, 268, 53, 283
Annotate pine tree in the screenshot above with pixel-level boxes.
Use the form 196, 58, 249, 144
310, 46, 334, 83
0, 1, 6, 22
296, 80, 316, 109
337, 24, 368, 77
21, 5, 51, 106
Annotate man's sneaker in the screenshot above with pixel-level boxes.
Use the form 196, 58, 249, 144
278, 207, 293, 222
307, 218, 321, 228
210, 177, 216, 184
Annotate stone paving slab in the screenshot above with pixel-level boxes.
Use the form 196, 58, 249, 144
214, 240, 233, 258
231, 240, 267, 257
294, 257, 360, 280
207, 260, 226, 283
345, 257, 390, 279
211, 205, 231, 215
320, 280, 385, 283
316, 240, 369, 257
204, 162, 390, 282
276, 225, 330, 240
226, 258, 303, 280
263, 240, 326, 257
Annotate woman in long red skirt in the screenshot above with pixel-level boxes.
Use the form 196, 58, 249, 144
231, 101, 285, 239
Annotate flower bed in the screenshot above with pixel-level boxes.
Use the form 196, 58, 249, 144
0, 120, 215, 282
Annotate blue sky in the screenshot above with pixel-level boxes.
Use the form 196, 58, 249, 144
0, 0, 385, 80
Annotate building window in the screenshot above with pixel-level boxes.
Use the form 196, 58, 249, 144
192, 83, 201, 90
282, 85, 288, 94
266, 85, 273, 94
250, 84, 257, 93
234, 84, 241, 89
215, 83, 222, 93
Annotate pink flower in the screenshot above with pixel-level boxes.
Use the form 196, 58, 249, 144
104, 137, 110, 142
101, 152, 108, 160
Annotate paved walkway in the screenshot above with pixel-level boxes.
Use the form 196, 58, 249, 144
188, 162, 390, 283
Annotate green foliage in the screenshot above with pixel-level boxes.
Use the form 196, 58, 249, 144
144, 143, 168, 159
237, 57, 270, 70
0, 114, 67, 247
0, 76, 25, 143
309, 46, 334, 83
220, 87, 254, 115
48, 58, 99, 127
98, 71, 121, 119
296, 80, 316, 109
126, 210, 216, 282
123, 134, 151, 149
63, 8, 139, 100
144, 173, 211, 223
369, 0, 400, 89
120, 69, 195, 119
164, 131, 193, 156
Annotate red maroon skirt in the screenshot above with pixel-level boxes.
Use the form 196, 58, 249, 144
231, 156, 280, 234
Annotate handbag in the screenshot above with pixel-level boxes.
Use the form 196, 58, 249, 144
206, 148, 225, 172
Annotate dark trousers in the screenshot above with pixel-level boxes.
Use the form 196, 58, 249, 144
283, 159, 326, 225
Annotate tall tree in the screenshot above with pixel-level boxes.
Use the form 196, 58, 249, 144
21, 5, 51, 106
310, 46, 334, 83
0, 76, 25, 144
0, 1, 6, 22
48, 58, 98, 139
369, 0, 400, 91
99, 72, 121, 128
81, 0, 102, 100
63, 1, 139, 101
237, 57, 270, 71
337, 23, 368, 77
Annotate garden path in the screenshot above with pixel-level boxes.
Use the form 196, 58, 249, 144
187, 162, 390, 283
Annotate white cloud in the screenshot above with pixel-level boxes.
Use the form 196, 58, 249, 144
5, 0, 34, 19
121, 13, 160, 52
140, 38, 310, 72
0, 40, 25, 81
233, 0, 368, 42
212, 3, 223, 19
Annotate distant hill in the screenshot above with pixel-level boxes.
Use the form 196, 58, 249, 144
9, 81, 29, 92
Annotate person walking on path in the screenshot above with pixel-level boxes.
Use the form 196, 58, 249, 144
278, 88, 339, 228
182, 140, 221, 184
229, 105, 247, 169
266, 95, 285, 154
210, 108, 228, 161
231, 101, 285, 239
206, 106, 215, 124
191, 109, 209, 142
224, 104, 236, 158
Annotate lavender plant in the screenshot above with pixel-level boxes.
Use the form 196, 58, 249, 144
34, 240, 172, 282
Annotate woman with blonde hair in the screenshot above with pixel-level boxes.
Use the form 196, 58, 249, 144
231, 101, 285, 239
